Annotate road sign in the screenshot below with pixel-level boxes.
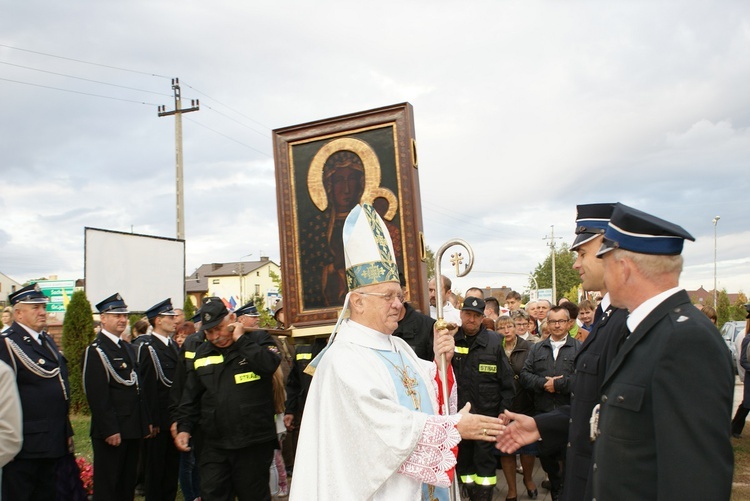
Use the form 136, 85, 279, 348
37, 280, 75, 312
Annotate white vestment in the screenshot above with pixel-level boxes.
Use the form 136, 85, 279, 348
289, 320, 460, 501
429, 302, 462, 326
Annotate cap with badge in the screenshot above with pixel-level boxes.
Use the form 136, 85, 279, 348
571, 203, 616, 251
8, 283, 49, 305
597, 203, 695, 257
96, 293, 129, 314
200, 297, 229, 331
234, 302, 259, 318
462, 297, 486, 315
145, 298, 177, 320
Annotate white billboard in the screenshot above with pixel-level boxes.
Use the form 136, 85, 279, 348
84, 227, 185, 313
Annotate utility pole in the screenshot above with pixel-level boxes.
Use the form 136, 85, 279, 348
158, 78, 199, 240
543, 225, 563, 302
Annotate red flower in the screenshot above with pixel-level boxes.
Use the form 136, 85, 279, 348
76, 456, 94, 495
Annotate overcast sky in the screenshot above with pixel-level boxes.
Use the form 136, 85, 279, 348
1, 1, 748, 299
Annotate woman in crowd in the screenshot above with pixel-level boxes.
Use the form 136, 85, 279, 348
496, 315, 538, 500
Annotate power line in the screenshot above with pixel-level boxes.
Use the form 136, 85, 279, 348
0, 77, 161, 106
0, 60, 171, 96
185, 117, 272, 157
181, 81, 271, 130
201, 103, 270, 139
0, 43, 171, 78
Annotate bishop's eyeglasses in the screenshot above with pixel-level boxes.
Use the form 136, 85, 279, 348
357, 291, 406, 304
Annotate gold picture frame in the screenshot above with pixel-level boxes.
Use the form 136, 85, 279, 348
273, 103, 428, 335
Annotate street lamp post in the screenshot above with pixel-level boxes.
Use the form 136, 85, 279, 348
237, 253, 253, 305
713, 216, 720, 307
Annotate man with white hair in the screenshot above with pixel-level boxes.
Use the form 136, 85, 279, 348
291, 204, 502, 500
591, 203, 733, 499
0, 283, 73, 500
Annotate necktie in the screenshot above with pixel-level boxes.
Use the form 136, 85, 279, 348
40, 332, 57, 359
616, 323, 631, 352
593, 303, 604, 327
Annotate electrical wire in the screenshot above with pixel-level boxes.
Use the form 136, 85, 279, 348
0, 77, 161, 106
185, 117, 272, 157
0, 43, 171, 78
0, 45, 274, 151
181, 81, 271, 130
0, 60, 171, 96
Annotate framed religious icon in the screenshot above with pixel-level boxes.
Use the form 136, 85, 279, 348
273, 103, 428, 335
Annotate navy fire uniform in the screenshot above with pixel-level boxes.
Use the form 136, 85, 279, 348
138, 334, 181, 501
452, 324, 514, 500
0, 323, 72, 501
83, 331, 151, 501
176, 331, 281, 501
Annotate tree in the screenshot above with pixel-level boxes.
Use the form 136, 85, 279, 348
62, 290, 95, 414
183, 297, 195, 320
731, 292, 748, 322
530, 243, 581, 304
424, 245, 436, 281
717, 289, 732, 328
253, 293, 276, 329
563, 284, 581, 304
269, 269, 283, 296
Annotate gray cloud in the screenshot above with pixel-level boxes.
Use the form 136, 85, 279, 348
1, 1, 748, 294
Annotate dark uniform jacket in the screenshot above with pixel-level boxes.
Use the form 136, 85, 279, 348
593, 290, 734, 500
520, 335, 580, 414
83, 332, 150, 439
169, 330, 206, 423
451, 326, 514, 417
0, 322, 72, 459
137, 334, 180, 429
534, 304, 628, 501
504, 336, 535, 415
176, 332, 281, 449
393, 302, 436, 362
284, 337, 327, 417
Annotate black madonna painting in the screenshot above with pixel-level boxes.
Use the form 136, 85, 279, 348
273, 103, 428, 333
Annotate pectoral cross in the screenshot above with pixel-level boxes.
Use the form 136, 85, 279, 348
400, 370, 421, 411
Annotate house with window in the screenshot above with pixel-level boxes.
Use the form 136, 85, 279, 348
0, 271, 22, 307
186, 256, 281, 311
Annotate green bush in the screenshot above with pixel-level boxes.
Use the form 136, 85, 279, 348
62, 291, 95, 414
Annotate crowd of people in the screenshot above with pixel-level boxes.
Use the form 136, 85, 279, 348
0, 199, 742, 501
0, 285, 291, 501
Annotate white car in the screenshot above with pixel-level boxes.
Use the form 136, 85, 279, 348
722, 321, 747, 381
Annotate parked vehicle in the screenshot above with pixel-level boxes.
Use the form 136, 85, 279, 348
721, 321, 747, 380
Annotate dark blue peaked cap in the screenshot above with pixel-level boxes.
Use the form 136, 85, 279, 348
96, 293, 129, 314
200, 297, 228, 331
8, 283, 48, 305
145, 298, 176, 320
571, 203, 616, 251
234, 302, 259, 317
597, 203, 695, 257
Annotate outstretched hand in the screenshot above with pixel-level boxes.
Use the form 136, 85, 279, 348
455, 403, 504, 442
495, 410, 540, 453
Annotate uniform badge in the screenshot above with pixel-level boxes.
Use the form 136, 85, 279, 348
677, 315, 689, 323
238, 358, 248, 366
39, 359, 45, 365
